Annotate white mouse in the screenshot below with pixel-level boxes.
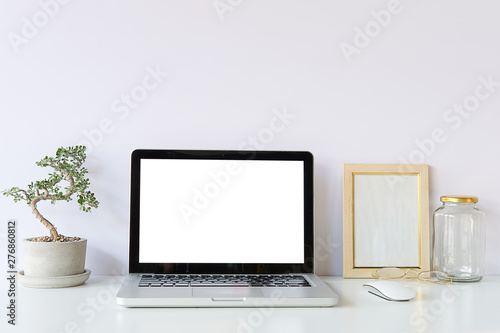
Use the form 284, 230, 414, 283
363, 280, 416, 301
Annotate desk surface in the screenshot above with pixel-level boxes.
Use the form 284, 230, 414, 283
6, 276, 500, 333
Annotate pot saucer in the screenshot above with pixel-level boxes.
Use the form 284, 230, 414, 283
19, 269, 91, 288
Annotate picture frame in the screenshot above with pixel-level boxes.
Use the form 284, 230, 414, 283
342, 164, 430, 278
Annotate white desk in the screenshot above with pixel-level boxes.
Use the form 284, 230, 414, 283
7, 276, 500, 333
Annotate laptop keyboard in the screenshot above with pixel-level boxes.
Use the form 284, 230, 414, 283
139, 274, 311, 288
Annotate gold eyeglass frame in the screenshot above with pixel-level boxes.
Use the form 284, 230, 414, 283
373, 267, 453, 284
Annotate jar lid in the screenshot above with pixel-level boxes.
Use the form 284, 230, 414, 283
440, 195, 478, 203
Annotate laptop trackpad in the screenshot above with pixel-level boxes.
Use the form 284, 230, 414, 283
193, 288, 263, 299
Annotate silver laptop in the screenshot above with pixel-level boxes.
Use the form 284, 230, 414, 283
116, 149, 338, 307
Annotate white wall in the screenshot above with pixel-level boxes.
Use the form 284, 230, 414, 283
1, 0, 499, 276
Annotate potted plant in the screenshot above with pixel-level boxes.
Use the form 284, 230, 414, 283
3, 146, 99, 288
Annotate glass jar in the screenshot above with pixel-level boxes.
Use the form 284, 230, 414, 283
433, 195, 486, 282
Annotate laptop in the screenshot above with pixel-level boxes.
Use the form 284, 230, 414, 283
116, 149, 338, 307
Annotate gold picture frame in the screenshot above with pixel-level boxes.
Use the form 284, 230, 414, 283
342, 164, 430, 278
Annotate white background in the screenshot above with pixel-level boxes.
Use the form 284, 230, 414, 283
0, 0, 499, 276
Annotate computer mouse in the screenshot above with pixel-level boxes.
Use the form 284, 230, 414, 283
363, 280, 416, 301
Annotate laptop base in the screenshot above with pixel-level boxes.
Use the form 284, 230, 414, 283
117, 274, 338, 308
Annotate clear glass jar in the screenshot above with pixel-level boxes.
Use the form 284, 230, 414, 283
433, 195, 486, 282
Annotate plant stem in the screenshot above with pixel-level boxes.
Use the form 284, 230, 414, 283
30, 197, 59, 241
61, 168, 75, 199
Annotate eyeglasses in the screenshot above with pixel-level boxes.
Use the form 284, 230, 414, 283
373, 267, 452, 284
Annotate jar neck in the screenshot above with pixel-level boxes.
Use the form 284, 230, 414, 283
442, 202, 476, 206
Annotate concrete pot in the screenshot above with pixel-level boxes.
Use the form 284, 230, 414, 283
19, 238, 90, 288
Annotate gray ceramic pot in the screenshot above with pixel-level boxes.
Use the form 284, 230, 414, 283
22, 238, 87, 276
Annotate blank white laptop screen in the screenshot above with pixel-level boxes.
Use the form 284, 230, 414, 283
139, 159, 304, 264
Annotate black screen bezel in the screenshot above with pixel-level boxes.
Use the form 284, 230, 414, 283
128, 149, 315, 274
